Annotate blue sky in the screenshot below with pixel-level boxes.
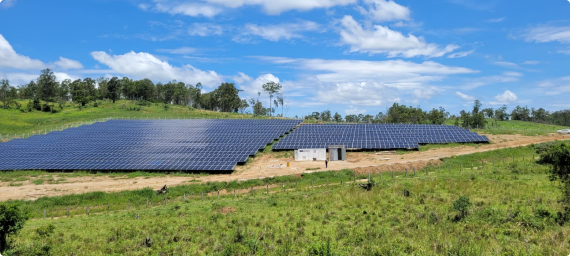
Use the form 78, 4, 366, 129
1, 0, 569, 117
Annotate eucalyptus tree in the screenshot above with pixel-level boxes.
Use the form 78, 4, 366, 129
262, 81, 282, 116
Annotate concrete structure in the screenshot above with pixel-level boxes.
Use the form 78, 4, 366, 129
328, 145, 346, 161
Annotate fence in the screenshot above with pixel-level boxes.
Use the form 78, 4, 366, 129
34, 153, 539, 220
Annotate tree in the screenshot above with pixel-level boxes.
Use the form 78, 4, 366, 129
211, 82, 242, 112
277, 94, 284, 117
495, 105, 509, 121
59, 79, 71, 101
0, 79, 11, 109
333, 112, 343, 122
107, 77, 121, 103
0, 203, 29, 252
37, 69, 59, 102
320, 110, 331, 122
261, 81, 282, 117
537, 142, 570, 224
481, 108, 494, 119
427, 107, 448, 125
472, 100, 482, 115
239, 99, 249, 114
96, 77, 109, 100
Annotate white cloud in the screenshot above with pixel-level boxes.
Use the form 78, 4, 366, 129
205, 0, 356, 14
91, 51, 223, 87
234, 73, 278, 97
522, 60, 540, 65
0, 34, 46, 70
522, 25, 570, 44
357, 0, 410, 22
503, 71, 523, 77
455, 91, 475, 101
54, 57, 83, 70
492, 90, 518, 104
345, 106, 367, 115
447, 49, 475, 58
232, 72, 253, 84
461, 75, 519, 90
0, 71, 77, 85
536, 77, 570, 95
156, 47, 197, 54
493, 61, 520, 69
188, 23, 223, 36
238, 21, 320, 42
144, 0, 356, 17
485, 17, 505, 23
149, 2, 224, 18
257, 56, 476, 106
0, 0, 16, 8
339, 16, 458, 58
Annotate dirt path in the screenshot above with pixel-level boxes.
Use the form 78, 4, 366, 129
1, 133, 568, 201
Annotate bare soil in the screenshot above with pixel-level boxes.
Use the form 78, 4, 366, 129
1, 133, 568, 201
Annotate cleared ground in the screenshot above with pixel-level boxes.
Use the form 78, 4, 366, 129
1, 132, 568, 201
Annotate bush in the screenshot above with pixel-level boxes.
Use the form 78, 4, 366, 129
33, 98, 41, 110
0, 203, 29, 252
41, 103, 51, 112
453, 196, 472, 221
93, 101, 98, 107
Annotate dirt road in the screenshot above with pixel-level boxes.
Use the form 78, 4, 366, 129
1, 133, 568, 201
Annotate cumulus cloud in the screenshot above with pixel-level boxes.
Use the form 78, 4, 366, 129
447, 49, 475, 58
238, 21, 320, 42
54, 57, 83, 70
91, 51, 223, 87
143, 0, 356, 17
188, 23, 224, 36
236, 73, 281, 98
338, 16, 458, 58
345, 106, 366, 115
456, 91, 475, 101
492, 90, 518, 104
0, 34, 46, 69
357, 0, 410, 22
257, 56, 476, 106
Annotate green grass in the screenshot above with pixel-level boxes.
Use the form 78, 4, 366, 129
0, 100, 276, 138
32, 179, 44, 185
5, 144, 570, 255
446, 119, 568, 136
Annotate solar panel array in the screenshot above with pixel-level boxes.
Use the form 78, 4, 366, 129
0, 119, 301, 172
273, 124, 489, 150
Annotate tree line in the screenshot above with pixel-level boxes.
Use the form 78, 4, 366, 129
303, 104, 450, 124
0, 69, 288, 116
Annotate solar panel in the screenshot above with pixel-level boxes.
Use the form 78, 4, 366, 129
0, 119, 302, 172
273, 124, 489, 150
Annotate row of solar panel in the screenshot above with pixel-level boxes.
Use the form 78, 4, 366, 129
0, 119, 303, 171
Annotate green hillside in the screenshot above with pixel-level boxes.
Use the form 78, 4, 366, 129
4, 144, 570, 255
0, 100, 263, 138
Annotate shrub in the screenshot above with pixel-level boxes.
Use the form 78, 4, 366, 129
41, 103, 51, 112
93, 101, 98, 107
453, 196, 472, 221
33, 98, 41, 110
0, 203, 29, 252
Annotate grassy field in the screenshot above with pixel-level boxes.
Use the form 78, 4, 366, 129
0, 100, 272, 138
3, 143, 570, 255
445, 119, 568, 136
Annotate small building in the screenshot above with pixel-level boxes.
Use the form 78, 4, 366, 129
294, 148, 326, 161
328, 145, 346, 161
